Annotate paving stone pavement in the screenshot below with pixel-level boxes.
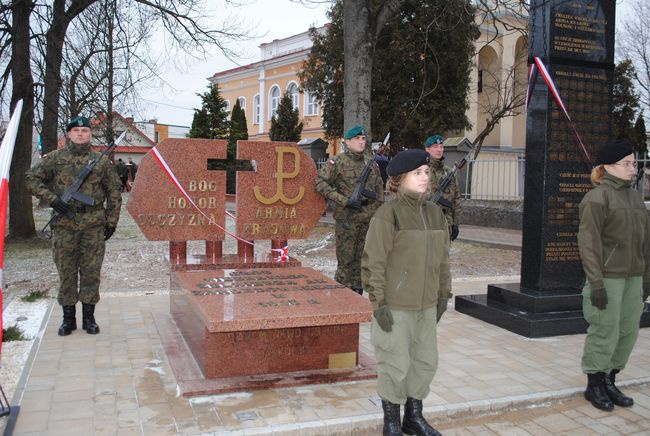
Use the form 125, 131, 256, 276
7, 277, 650, 435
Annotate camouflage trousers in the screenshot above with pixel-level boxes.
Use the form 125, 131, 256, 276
334, 219, 370, 290
52, 225, 105, 306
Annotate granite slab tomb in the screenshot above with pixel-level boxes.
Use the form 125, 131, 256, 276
128, 138, 374, 394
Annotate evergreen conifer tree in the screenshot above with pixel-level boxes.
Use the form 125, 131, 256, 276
188, 84, 230, 139
613, 59, 640, 141
634, 113, 647, 156
229, 99, 249, 141
269, 92, 303, 142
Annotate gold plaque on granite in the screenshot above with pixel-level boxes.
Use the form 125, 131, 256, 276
328, 352, 356, 369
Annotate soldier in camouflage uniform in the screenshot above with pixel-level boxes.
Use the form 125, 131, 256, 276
315, 125, 384, 294
425, 134, 462, 241
26, 116, 122, 336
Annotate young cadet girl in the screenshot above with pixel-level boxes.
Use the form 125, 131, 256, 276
362, 148, 451, 436
578, 139, 650, 411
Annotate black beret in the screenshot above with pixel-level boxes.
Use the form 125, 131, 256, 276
387, 148, 430, 177
598, 139, 634, 165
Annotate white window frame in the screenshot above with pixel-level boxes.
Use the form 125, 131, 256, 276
304, 91, 319, 116
269, 85, 281, 119
238, 96, 246, 111
224, 100, 231, 120
253, 94, 260, 125
287, 82, 299, 110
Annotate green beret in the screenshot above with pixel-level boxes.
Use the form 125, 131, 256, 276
344, 125, 366, 140
387, 148, 430, 177
66, 116, 91, 131
424, 134, 444, 148
598, 139, 634, 165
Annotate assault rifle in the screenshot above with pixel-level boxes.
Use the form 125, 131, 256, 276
342, 132, 390, 229
430, 141, 475, 210
41, 131, 127, 236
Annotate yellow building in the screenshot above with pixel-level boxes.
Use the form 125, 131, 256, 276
209, 28, 332, 153
210, 9, 528, 200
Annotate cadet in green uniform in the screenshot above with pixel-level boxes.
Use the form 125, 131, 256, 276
26, 116, 122, 336
362, 149, 451, 436
425, 134, 461, 241
578, 139, 650, 411
315, 125, 384, 294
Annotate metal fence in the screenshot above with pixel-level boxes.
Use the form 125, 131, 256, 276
314, 154, 650, 202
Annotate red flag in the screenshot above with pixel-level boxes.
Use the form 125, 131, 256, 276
0, 100, 24, 353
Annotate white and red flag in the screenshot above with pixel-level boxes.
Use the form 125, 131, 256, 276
0, 100, 24, 349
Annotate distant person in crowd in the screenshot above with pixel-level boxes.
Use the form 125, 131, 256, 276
425, 134, 461, 241
128, 158, 138, 178
25, 116, 122, 336
578, 139, 650, 411
374, 153, 389, 188
115, 158, 126, 192
362, 149, 451, 436
315, 125, 384, 295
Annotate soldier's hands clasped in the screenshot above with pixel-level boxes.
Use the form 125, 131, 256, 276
345, 198, 363, 211
590, 287, 608, 310
450, 225, 459, 241
373, 305, 394, 332
104, 226, 116, 241
51, 197, 71, 215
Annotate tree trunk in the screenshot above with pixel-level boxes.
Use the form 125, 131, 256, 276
343, 0, 373, 144
41, 0, 97, 154
41, 0, 70, 155
9, 0, 37, 239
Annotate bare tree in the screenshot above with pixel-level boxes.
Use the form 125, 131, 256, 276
0, 0, 253, 238
620, 0, 650, 116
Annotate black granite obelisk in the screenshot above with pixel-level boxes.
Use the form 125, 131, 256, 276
455, 0, 650, 337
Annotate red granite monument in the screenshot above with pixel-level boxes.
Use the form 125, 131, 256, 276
128, 139, 374, 395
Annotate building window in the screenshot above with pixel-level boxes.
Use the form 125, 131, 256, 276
287, 82, 299, 110
269, 86, 280, 118
253, 94, 260, 124
238, 96, 246, 110
154, 131, 159, 143
305, 91, 319, 116
478, 68, 483, 93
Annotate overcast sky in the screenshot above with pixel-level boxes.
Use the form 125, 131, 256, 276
138, 0, 636, 128
138, 0, 330, 127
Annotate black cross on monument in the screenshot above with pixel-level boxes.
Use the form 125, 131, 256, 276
207, 144, 255, 195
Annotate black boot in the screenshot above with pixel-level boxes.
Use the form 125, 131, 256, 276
352, 287, 363, 295
58, 305, 77, 336
381, 400, 402, 436
604, 369, 634, 407
402, 397, 441, 436
584, 372, 614, 411
82, 303, 100, 334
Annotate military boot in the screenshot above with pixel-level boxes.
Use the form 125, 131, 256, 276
584, 372, 614, 411
402, 397, 441, 436
381, 400, 402, 436
351, 287, 363, 295
604, 369, 634, 407
58, 305, 77, 336
82, 303, 100, 334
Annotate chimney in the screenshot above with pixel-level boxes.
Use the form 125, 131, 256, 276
125, 117, 134, 124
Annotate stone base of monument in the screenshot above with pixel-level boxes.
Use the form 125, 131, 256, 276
455, 283, 650, 338
156, 266, 375, 396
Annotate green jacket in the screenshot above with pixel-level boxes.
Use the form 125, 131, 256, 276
429, 158, 461, 226
315, 150, 384, 223
578, 172, 650, 290
26, 141, 122, 230
361, 190, 452, 311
